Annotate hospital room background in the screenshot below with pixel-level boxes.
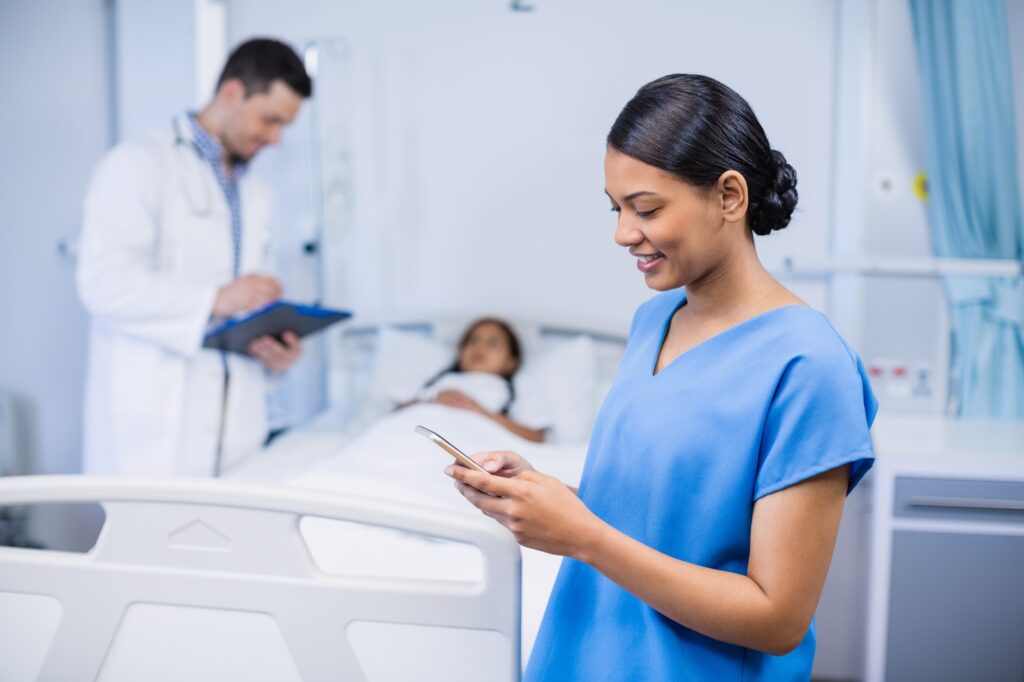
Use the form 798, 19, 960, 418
1, 0, 1023, 680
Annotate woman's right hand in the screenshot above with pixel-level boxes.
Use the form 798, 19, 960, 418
446, 454, 601, 557
472, 450, 534, 478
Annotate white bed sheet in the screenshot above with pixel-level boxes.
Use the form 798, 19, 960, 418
240, 403, 588, 668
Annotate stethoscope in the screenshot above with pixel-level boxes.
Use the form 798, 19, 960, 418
172, 116, 215, 217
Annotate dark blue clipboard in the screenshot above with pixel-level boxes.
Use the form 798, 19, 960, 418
203, 301, 352, 356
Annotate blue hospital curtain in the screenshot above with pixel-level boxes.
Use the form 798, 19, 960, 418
908, 0, 1024, 418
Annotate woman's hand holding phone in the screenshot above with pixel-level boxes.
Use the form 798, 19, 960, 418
452, 450, 534, 478
415, 426, 603, 557
446, 450, 605, 558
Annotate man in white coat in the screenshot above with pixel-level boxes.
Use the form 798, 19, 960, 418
77, 38, 312, 476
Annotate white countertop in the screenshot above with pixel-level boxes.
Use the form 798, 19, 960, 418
870, 412, 1024, 478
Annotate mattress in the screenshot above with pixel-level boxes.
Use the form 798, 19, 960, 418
230, 402, 590, 666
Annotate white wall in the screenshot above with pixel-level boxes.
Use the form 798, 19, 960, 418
0, 0, 111, 475
114, 0, 198, 140
228, 0, 839, 338
858, 0, 948, 414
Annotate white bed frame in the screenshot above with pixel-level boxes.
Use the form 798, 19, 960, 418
0, 475, 521, 682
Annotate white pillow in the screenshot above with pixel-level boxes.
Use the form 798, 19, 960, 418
365, 327, 453, 404
364, 324, 599, 444
514, 335, 598, 444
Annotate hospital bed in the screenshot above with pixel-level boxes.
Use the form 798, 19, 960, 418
0, 319, 626, 681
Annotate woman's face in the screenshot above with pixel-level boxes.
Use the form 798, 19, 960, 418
604, 147, 737, 291
458, 322, 518, 376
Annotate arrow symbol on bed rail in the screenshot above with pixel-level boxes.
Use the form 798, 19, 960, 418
168, 519, 232, 551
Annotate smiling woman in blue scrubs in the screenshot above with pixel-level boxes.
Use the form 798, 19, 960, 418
447, 74, 877, 681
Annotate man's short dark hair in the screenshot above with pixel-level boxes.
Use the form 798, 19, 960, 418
216, 38, 313, 99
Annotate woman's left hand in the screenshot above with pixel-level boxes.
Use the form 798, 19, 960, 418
445, 464, 604, 557
432, 389, 487, 415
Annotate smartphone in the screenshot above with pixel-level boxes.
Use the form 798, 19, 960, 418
414, 425, 489, 474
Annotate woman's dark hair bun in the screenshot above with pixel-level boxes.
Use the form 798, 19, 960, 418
749, 150, 798, 236
607, 74, 799, 237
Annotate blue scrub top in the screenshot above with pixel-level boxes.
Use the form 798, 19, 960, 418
526, 289, 877, 681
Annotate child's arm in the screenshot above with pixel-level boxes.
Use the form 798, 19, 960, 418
432, 389, 548, 442
487, 414, 548, 443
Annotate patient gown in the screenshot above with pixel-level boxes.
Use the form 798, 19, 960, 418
526, 288, 877, 681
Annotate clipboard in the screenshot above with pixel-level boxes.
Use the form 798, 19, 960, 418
203, 301, 352, 356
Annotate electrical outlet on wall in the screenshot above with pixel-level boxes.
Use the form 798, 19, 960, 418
867, 358, 941, 413
911, 364, 933, 399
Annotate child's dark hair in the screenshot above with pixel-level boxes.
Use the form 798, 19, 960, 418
423, 318, 522, 415
607, 74, 797, 236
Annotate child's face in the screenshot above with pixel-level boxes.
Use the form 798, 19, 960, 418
458, 322, 518, 376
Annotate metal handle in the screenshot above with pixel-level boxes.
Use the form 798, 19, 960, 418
782, 256, 1023, 279
907, 495, 1024, 513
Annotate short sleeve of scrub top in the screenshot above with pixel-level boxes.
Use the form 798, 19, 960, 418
525, 289, 878, 682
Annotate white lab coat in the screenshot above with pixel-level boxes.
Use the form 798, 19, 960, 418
77, 113, 272, 476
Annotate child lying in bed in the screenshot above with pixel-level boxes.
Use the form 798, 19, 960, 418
399, 318, 549, 442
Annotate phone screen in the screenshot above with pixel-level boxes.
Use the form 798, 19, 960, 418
414, 425, 488, 473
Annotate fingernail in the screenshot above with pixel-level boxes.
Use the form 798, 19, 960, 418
444, 466, 454, 476
484, 461, 499, 472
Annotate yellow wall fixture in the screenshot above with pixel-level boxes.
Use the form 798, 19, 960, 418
913, 172, 929, 201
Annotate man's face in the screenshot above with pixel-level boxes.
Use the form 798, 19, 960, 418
220, 79, 303, 162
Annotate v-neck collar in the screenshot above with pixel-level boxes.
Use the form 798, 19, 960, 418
650, 291, 811, 377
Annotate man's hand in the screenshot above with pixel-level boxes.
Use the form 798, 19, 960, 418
212, 274, 282, 317
248, 331, 302, 373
